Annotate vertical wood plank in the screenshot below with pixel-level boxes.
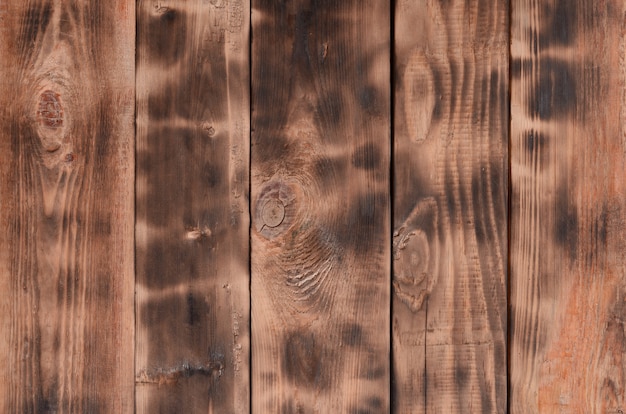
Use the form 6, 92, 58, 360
0, 1, 135, 412
393, 0, 509, 412
135, 0, 250, 412
251, 0, 390, 412
510, 0, 626, 412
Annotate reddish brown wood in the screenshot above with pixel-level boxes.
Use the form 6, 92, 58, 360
0, 1, 135, 412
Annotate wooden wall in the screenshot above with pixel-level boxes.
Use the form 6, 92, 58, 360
0, 0, 624, 413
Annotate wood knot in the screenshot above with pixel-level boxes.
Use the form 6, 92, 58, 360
392, 198, 439, 312
37, 90, 64, 129
261, 199, 285, 228
255, 180, 296, 239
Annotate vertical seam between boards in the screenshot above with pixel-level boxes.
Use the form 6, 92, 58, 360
248, 2, 253, 413
389, 0, 395, 412
506, 0, 513, 413
133, 2, 139, 413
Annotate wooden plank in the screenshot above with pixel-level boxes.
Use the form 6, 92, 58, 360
251, 0, 390, 412
135, 0, 249, 412
0, 1, 135, 412
393, 0, 509, 412
510, 0, 626, 412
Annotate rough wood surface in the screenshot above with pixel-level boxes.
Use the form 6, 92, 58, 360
393, 0, 509, 412
251, 0, 390, 412
0, 1, 135, 412
510, 1, 626, 412
135, 0, 249, 412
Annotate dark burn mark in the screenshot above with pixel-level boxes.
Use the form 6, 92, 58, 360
444, 168, 457, 220
21, 3, 53, 50
524, 130, 547, 153
141, 238, 215, 289
455, 363, 469, 388
37, 91, 64, 129
529, 59, 576, 120
293, 10, 314, 71
481, 382, 494, 413
145, 8, 186, 65
430, 67, 444, 121
187, 292, 201, 326
340, 192, 387, 253
342, 323, 363, 347
358, 86, 380, 114
471, 168, 488, 245
540, 0, 577, 46
282, 330, 328, 389
281, 399, 308, 414
596, 204, 609, 246
202, 162, 221, 188
363, 397, 384, 411
313, 156, 347, 188
140, 293, 214, 362
253, 134, 292, 164
352, 142, 381, 170
555, 186, 579, 261
317, 92, 342, 128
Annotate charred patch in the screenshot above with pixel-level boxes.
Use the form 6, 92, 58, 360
140, 238, 214, 289
595, 204, 609, 246
145, 8, 187, 65
342, 323, 363, 347
147, 90, 173, 121
360, 353, 386, 380
201, 162, 221, 189
186, 292, 201, 326
539, 0, 577, 46
363, 397, 384, 411
358, 86, 381, 114
317, 92, 342, 128
140, 293, 212, 363
282, 330, 328, 389
252, 134, 293, 165
529, 59, 576, 120
20, 3, 53, 50
554, 186, 579, 261
510, 58, 531, 79
340, 192, 387, 253
443, 169, 457, 220
281, 399, 309, 414
352, 142, 382, 170
481, 387, 494, 413
430, 66, 444, 122
471, 168, 488, 245
455, 363, 469, 388
313, 156, 347, 188
524, 129, 547, 154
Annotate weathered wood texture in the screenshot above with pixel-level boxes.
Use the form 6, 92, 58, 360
251, 0, 390, 412
135, 0, 249, 412
0, 1, 135, 412
393, 0, 509, 412
510, 0, 626, 412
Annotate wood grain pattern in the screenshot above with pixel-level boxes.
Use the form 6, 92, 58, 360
251, 0, 390, 412
510, 0, 626, 412
393, 0, 509, 412
0, 0, 135, 412
135, 0, 250, 412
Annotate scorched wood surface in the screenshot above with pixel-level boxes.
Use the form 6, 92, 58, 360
0, 0, 624, 413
